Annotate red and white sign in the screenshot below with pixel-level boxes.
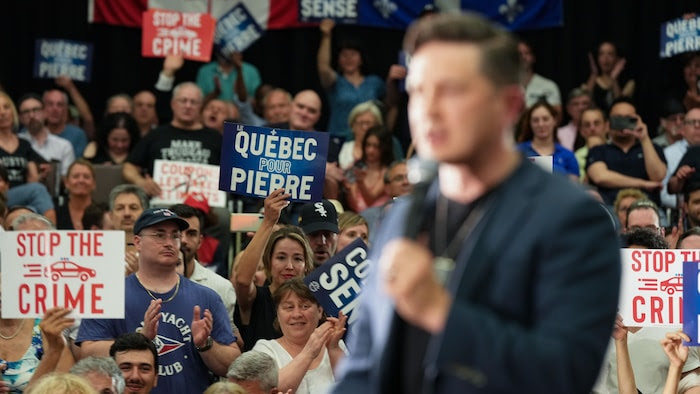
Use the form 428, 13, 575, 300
618, 249, 700, 327
151, 159, 227, 208
0, 231, 125, 318
141, 9, 216, 62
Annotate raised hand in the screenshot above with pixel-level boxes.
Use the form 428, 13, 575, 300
262, 188, 291, 225
661, 331, 691, 367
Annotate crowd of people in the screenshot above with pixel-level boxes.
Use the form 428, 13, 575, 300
0, 7, 699, 394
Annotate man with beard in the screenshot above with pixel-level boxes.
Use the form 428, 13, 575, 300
167, 203, 242, 351
110, 333, 159, 394
587, 97, 667, 206
298, 199, 339, 268
17, 93, 74, 176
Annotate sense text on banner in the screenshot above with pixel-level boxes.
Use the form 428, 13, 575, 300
219, 123, 329, 202
304, 238, 370, 326
150, 160, 227, 208
141, 8, 216, 62
33, 39, 94, 82
0, 231, 126, 319
618, 249, 700, 327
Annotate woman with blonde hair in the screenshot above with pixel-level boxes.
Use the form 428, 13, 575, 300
233, 189, 314, 350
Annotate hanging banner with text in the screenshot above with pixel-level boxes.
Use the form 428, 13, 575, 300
0, 231, 125, 318
142, 9, 216, 62
33, 39, 94, 82
150, 160, 227, 208
618, 249, 698, 327
683, 261, 700, 345
219, 123, 329, 202
660, 16, 700, 58
214, 3, 264, 57
304, 238, 369, 326
299, 0, 359, 24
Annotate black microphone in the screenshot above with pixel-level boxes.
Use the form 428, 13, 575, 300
403, 157, 438, 239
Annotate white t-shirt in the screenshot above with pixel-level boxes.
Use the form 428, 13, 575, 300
252, 339, 335, 394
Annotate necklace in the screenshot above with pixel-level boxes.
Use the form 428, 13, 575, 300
434, 193, 493, 285
0, 319, 26, 340
135, 274, 180, 303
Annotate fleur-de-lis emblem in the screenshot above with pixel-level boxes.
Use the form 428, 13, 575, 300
374, 0, 398, 19
499, 0, 524, 23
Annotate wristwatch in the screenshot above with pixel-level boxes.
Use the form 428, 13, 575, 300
196, 336, 213, 352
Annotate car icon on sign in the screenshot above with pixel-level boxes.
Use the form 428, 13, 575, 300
659, 276, 683, 295
44, 261, 96, 282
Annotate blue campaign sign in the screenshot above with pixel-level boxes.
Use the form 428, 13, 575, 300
219, 123, 329, 202
684, 261, 700, 345
33, 39, 94, 82
659, 16, 700, 58
214, 3, 264, 57
304, 238, 370, 325
461, 0, 563, 31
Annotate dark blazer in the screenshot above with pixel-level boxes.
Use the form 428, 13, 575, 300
332, 160, 621, 394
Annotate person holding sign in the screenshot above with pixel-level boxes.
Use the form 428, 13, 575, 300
0, 277, 75, 393
123, 82, 222, 197
317, 19, 385, 138
77, 208, 239, 393
233, 189, 314, 351
252, 278, 347, 394
332, 13, 621, 393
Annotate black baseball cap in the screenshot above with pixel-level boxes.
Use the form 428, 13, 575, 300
298, 200, 339, 234
134, 208, 189, 235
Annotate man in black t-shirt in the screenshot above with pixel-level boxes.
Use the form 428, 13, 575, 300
123, 82, 222, 197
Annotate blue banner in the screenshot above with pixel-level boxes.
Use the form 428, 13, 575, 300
684, 261, 700, 345
33, 39, 94, 82
299, 0, 563, 30
460, 0, 562, 31
299, 0, 360, 24
214, 3, 264, 57
304, 238, 370, 326
219, 123, 329, 202
659, 16, 700, 59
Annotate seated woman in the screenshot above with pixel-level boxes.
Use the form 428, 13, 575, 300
56, 159, 96, 229
0, 92, 55, 223
345, 126, 394, 213
84, 112, 140, 165
252, 278, 347, 394
233, 189, 314, 350
517, 100, 580, 182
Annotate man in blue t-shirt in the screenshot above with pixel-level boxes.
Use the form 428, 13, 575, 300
77, 208, 240, 394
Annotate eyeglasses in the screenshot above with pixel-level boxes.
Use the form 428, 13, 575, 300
685, 119, 700, 127
19, 107, 43, 116
140, 232, 181, 243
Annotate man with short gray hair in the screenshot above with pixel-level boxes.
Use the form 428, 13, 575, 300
123, 82, 222, 197
109, 184, 149, 275
71, 356, 126, 394
227, 351, 278, 394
